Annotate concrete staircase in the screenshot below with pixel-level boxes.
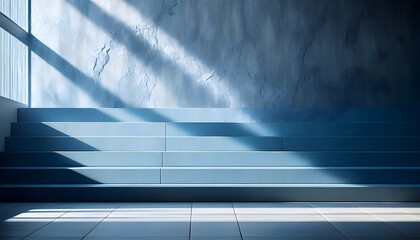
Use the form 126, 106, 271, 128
1, 108, 420, 201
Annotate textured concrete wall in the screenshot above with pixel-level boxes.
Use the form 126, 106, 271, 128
31, 0, 420, 108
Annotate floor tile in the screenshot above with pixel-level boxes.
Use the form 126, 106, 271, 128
86, 221, 190, 237
240, 221, 343, 237
191, 238, 242, 240
243, 237, 346, 240
191, 202, 241, 238
326, 220, 406, 238
27, 221, 99, 237
346, 238, 414, 240
234, 202, 316, 215
379, 221, 420, 237
24, 237, 82, 240
0, 228, 34, 238
84, 238, 187, 240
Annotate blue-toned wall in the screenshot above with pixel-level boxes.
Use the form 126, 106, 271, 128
31, 0, 420, 108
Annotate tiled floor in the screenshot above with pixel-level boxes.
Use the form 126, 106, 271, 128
0, 202, 419, 239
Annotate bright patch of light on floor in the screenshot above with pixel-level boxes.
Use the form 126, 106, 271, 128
5, 206, 420, 223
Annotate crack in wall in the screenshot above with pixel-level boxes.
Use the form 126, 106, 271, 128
292, 10, 327, 107
93, 41, 111, 81
344, 0, 374, 47
34, 0, 420, 108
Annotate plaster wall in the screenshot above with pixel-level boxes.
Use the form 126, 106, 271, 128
31, 0, 420, 108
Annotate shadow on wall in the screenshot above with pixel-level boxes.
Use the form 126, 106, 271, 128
26, 0, 420, 108
29, 34, 128, 107
64, 0, 226, 107
123, 0, 420, 108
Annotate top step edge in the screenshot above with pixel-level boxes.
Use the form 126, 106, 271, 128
11, 121, 420, 124
18, 108, 420, 123
2, 183, 420, 188
2, 150, 420, 153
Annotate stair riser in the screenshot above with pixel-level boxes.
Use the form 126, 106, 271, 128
5, 137, 165, 151
0, 168, 419, 184
6, 137, 419, 151
284, 137, 420, 151
2, 152, 420, 167
11, 122, 420, 137
0, 152, 162, 167
0, 168, 160, 184
162, 168, 420, 184
2, 186, 420, 201
12, 122, 165, 136
166, 137, 284, 151
163, 152, 420, 167
17, 108, 420, 122
6, 137, 287, 151
167, 123, 420, 136
166, 137, 420, 151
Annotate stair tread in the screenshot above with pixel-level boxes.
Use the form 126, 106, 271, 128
7, 136, 420, 138
1, 166, 419, 169
17, 108, 420, 122
3, 150, 420, 152
2, 183, 420, 187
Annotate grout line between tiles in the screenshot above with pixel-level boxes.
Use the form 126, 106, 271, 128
164, 122, 167, 151
308, 202, 350, 240
21, 204, 73, 239
81, 202, 122, 240
387, 202, 420, 219
355, 203, 412, 238
189, 202, 193, 240
232, 202, 244, 240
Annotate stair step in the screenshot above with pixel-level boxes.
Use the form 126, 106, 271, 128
0, 151, 162, 167
166, 137, 284, 151
0, 167, 161, 184
1, 184, 420, 201
12, 122, 165, 136
165, 137, 420, 151
2, 151, 419, 167
7, 137, 416, 151
167, 122, 420, 136
161, 167, 420, 184
5, 137, 165, 151
1, 167, 418, 184
17, 108, 420, 122
163, 151, 420, 167
284, 137, 420, 151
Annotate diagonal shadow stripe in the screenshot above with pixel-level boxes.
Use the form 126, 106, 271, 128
65, 0, 222, 107
0, 11, 127, 107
